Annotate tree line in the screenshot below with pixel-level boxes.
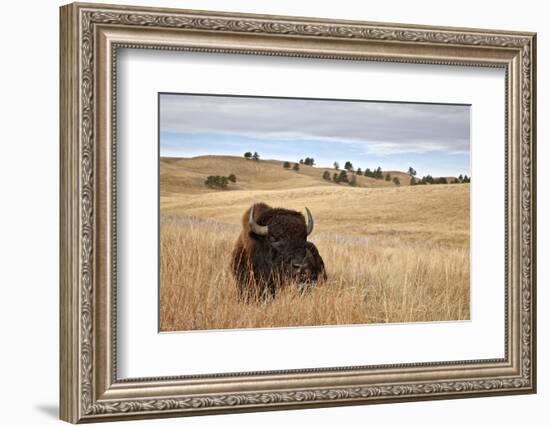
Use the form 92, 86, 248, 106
333, 161, 390, 180
244, 152, 470, 187
410, 174, 470, 185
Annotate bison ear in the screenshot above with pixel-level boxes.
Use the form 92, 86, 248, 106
305, 207, 314, 236
249, 205, 269, 236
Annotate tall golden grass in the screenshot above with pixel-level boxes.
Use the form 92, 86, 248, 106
160, 215, 469, 331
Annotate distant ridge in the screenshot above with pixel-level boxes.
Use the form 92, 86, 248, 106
160, 155, 412, 195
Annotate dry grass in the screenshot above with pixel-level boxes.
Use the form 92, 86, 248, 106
160, 217, 469, 331
159, 158, 470, 331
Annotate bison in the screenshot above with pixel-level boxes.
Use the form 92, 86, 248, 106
231, 202, 326, 301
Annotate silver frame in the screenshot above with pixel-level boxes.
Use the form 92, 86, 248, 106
60, 2, 536, 423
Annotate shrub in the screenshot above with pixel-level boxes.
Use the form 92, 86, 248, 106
385, 173, 391, 181
283, 161, 291, 169
356, 168, 363, 176
392, 177, 400, 186
322, 171, 331, 180
244, 152, 252, 159
204, 175, 234, 189
252, 152, 260, 161
338, 170, 349, 183
293, 163, 300, 171
344, 161, 353, 171
204, 175, 228, 189
421, 175, 434, 184
204, 175, 215, 187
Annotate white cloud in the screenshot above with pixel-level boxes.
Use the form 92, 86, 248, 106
160, 94, 470, 155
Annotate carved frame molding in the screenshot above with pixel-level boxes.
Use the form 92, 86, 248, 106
60, 2, 536, 423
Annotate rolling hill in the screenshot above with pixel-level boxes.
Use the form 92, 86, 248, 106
159, 155, 469, 248
160, 155, 413, 196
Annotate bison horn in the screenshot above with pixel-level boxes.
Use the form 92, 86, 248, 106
249, 206, 268, 236
305, 207, 314, 236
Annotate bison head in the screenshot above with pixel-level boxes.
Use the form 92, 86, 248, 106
248, 205, 315, 282
232, 203, 326, 301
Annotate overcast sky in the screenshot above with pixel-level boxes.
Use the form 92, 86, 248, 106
159, 93, 470, 177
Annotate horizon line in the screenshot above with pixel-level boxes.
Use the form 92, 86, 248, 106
159, 153, 471, 177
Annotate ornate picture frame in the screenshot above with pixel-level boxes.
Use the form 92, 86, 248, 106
60, 2, 536, 423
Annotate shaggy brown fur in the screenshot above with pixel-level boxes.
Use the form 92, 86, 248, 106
231, 203, 326, 301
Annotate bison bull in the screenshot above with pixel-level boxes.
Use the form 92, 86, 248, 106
231, 202, 326, 301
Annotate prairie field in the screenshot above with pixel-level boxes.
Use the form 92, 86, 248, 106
159, 155, 470, 331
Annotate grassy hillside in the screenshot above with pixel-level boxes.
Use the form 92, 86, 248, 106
159, 155, 470, 331
160, 155, 412, 195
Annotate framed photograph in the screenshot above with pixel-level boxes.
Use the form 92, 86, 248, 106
60, 2, 537, 423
